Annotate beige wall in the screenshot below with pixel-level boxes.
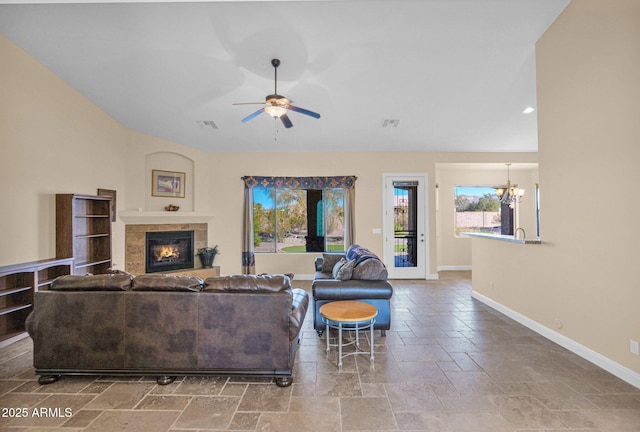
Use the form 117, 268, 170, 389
0, 33, 129, 266
471, 0, 640, 381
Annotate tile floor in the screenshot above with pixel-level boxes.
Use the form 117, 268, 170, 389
1, 271, 639, 431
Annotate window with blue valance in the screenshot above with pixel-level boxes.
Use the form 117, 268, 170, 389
241, 176, 357, 274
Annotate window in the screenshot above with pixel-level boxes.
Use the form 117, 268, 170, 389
454, 186, 502, 236
244, 177, 355, 253
252, 186, 346, 253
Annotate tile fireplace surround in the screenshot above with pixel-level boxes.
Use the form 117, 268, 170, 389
125, 223, 208, 275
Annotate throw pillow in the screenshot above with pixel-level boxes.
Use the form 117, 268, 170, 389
322, 253, 345, 273
332, 258, 346, 279
352, 258, 388, 280
336, 258, 356, 280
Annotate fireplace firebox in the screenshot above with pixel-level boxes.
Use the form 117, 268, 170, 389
145, 231, 195, 273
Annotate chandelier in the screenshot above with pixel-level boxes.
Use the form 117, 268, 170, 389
495, 163, 524, 207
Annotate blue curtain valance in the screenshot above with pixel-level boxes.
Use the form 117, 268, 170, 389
242, 176, 357, 190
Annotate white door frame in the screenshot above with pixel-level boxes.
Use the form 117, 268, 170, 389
382, 173, 429, 279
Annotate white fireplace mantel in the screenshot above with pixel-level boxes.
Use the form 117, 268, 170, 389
118, 211, 215, 225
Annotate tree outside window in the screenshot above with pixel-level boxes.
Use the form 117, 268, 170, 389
454, 186, 502, 237
253, 187, 345, 253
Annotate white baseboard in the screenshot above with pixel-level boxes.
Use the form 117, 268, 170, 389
438, 265, 472, 272
471, 290, 640, 390
388, 273, 440, 281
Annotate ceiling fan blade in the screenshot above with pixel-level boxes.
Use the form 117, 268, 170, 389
241, 108, 265, 123
233, 102, 266, 105
280, 113, 293, 128
287, 104, 321, 119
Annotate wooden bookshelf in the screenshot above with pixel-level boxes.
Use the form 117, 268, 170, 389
0, 258, 73, 348
56, 194, 112, 275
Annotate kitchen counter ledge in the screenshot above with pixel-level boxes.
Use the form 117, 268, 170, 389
462, 232, 542, 245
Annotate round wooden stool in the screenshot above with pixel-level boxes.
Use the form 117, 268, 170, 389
320, 300, 377, 370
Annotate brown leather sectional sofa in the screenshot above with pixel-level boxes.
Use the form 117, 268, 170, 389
26, 273, 309, 387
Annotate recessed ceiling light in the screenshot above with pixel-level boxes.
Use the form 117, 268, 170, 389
522, 107, 536, 114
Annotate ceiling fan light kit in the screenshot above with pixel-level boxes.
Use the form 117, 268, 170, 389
234, 58, 320, 129
265, 105, 287, 118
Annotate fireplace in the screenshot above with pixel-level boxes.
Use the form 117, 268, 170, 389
145, 230, 195, 273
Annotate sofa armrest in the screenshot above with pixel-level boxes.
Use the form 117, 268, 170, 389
25, 311, 36, 339
289, 288, 309, 341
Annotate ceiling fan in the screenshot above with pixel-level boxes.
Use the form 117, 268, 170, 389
234, 58, 321, 128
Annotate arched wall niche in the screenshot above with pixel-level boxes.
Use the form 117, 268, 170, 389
145, 152, 195, 211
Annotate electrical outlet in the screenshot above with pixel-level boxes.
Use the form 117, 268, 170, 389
630, 339, 639, 356
554, 318, 563, 330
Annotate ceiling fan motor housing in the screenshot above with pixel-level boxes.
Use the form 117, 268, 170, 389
234, 57, 320, 127
265, 94, 289, 105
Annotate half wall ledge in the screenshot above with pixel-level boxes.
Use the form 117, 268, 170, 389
462, 232, 542, 245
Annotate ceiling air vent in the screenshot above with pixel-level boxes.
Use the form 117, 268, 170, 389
196, 120, 218, 129
381, 119, 401, 128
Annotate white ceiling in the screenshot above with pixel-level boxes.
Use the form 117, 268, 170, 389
0, 0, 570, 153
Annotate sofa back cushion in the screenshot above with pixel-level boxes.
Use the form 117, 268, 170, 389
203, 274, 291, 293
131, 274, 203, 292
51, 274, 132, 291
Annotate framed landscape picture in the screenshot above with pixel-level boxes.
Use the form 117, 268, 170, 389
152, 170, 185, 198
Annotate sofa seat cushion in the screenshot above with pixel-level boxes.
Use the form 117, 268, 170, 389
51, 274, 132, 291
204, 274, 292, 293
314, 271, 333, 280
131, 274, 203, 292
